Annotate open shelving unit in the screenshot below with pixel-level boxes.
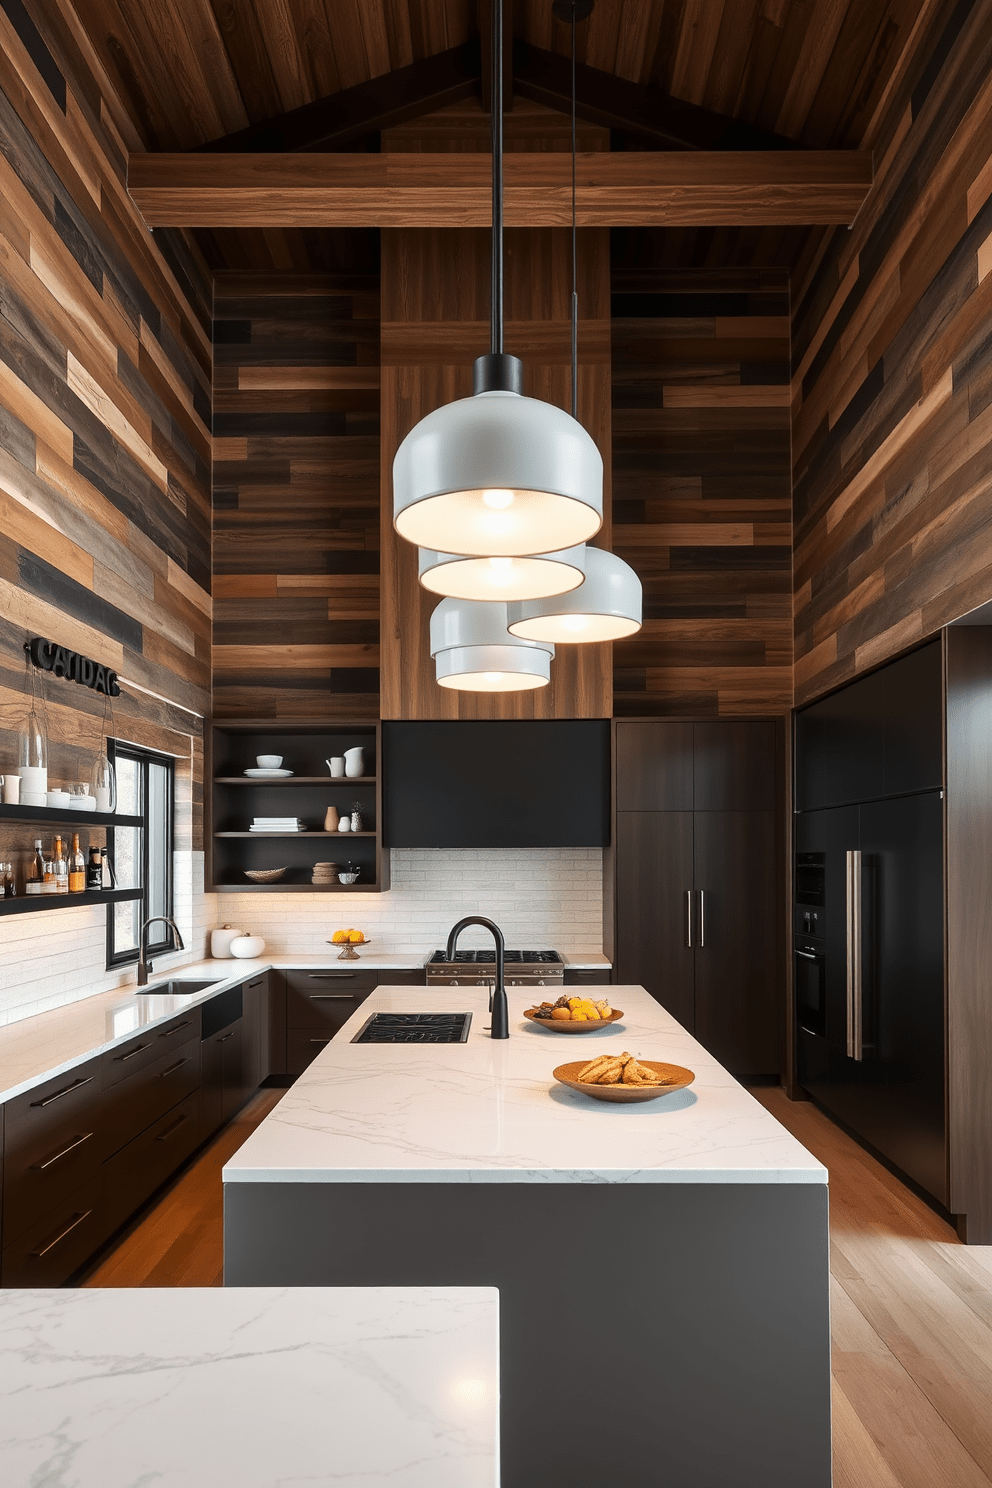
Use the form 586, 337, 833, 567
207, 721, 389, 893
0, 803, 143, 917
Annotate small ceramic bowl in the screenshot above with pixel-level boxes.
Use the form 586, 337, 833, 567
338, 871, 360, 884
256, 754, 283, 768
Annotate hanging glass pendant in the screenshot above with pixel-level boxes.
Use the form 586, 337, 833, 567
92, 748, 117, 813
418, 542, 587, 601
430, 598, 554, 692
506, 547, 643, 642
18, 699, 48, 803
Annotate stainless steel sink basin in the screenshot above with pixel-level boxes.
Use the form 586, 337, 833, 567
136, 978, 224, 995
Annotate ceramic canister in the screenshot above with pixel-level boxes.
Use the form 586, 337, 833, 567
230, 933, 265, 959
211, 924, 244, 958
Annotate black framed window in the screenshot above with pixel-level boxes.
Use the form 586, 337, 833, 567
106, 742, 175, 968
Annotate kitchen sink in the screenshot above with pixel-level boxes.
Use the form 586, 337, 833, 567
352, 1012, 472, 1044
136, 978, 224, 995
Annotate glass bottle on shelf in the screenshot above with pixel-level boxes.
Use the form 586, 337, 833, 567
86, 846, 102, 891
69, 833, 85, 894
42, 846, 57, 895
54, 836, 68, 895
100, 846, 116, 889
26, 840, 44, 895
92, 748, 116, 813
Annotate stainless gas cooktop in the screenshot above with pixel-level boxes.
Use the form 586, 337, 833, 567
426, 949, 564, 988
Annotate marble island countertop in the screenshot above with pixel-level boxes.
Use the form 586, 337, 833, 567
0, 950, 611, 1104
0, 1286, 499, 1488
224, 984, 826, 1187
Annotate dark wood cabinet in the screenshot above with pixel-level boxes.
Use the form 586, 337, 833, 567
242, 972, 271, 1091
201, 1019, 245, 1139
2, 1057, 107, 1246
612, 721, 783, 1077
284, 968, 376, 1075
2, 1175, 107, 1287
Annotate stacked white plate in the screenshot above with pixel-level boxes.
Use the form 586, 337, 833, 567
244, 768, 294, 778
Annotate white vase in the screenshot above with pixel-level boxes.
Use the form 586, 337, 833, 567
211, 925, 244, 959
344, 747, 364, 778
230, 933, 265, 959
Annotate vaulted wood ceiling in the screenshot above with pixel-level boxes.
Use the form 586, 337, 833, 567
44, 0, 936, 271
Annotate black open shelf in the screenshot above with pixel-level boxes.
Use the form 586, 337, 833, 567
0, 804, 143, 828
0, 887, 142, 917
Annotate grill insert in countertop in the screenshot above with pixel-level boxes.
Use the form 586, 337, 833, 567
352, 1012, 473, 1044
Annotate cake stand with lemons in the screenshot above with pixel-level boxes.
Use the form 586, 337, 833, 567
328, 928, 370, 961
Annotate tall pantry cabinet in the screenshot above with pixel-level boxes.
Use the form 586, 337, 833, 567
608, 721, 784, 1078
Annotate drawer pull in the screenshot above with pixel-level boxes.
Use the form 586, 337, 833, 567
154, 1112, 191, 1142
31, 1076, 94, 1109
247, 979, 264, 989
160, 1057, 190, 1078
160, 1020, 193, 1038
30, 1209, 92, 1258
30, 1132, 93, 1171
307, 972, 355, 980
217, 1031, 236, 1043
116, 1042, 151, 1063
309, 1037, 332, 1045
309, 992, 358, 1001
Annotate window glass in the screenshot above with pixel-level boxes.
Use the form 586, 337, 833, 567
107, 744, 175, 968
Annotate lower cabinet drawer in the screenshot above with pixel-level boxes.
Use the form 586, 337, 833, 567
563, 969, 613, 986
103, 1090, 201, 1236
3, 1074, 108, 1247
103, 1038, 200, 1157
2, 1176, 109, 1287
286, 1027, 338, 1075
285, 970, 376, 1028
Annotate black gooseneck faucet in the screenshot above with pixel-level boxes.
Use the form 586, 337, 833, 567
444, 916, 509, 1039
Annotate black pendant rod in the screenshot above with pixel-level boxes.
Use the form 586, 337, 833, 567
570, 4, 578, 418
491, 0, 504, 357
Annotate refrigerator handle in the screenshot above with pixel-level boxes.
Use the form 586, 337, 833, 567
846, 849, 863, 1061
699, 889, 705, 948
686, 889, 693, 948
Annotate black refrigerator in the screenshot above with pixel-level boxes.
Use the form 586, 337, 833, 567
794, 640, 947, 1205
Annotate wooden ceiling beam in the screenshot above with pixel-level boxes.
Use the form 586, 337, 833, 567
512, 41, 797, 152
129, 150, 872, 228
195, 43, 480, 154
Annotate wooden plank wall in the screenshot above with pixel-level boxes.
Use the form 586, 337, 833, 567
211, 274, 381, 719
792, 0, 992, 703
611, 264, 793, 716
0, 0, 213, 852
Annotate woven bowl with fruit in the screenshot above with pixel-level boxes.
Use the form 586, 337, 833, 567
523, 993, 624, 1032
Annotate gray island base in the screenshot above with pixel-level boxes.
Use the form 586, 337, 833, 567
224, 986, 831, 1488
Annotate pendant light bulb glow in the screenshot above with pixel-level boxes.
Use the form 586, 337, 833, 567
506, 547, 643, 643
430, 598, 554, 693
418, 544, 587, 602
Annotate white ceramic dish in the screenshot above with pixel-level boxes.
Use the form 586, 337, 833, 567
244, 768, 294, 778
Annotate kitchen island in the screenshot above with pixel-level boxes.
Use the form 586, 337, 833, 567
224, 984, 830, 1488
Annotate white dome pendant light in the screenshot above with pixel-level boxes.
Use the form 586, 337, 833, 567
507, 545, 643, 642
418, 544, 586, 602
392, 0, 603, 559
430, 599, 554, 692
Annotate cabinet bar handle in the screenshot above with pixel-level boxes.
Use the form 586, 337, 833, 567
686, 890, 692, 947
217, 1031, 236, 1043
155, 1113, 191, 1142
307, 972, 355, 980
794, 949, 819, 961
30, 1209, 92, 1258
160, 1020, 193, 1038
30, 1132, 93, 1171
309, 992, 358, 1000
698, 889, 705, 948
845, 850, 863, 1061
159, 1057, 190, 1078
309, 1037, 332, 1044
31, 1076, 93, 1108
115, 1042, 150, 1063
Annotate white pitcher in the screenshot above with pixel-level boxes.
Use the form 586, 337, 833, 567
344, 747, 365, 778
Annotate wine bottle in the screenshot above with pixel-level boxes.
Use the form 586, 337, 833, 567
54, 836, 68, 895
26, 839, 44, 896
43, 845, 57, 895
86, 846, 102, 892
100, 847, 116, 889
69, 833, 86, 894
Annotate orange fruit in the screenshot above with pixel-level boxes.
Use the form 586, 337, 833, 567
331, 930, 348, 943
348, 930, 364, 943
551, 1008, 571, 1020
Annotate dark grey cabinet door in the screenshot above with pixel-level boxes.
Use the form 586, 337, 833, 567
693, 811, 779, 1075
615, 724, 693, 811
692, 722, 777, 811
882, 641, 943, 797
795, 673, 885, 810
859, 793, 946, 1203
615, 811, 695, 1030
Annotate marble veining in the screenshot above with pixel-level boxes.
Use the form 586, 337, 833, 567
224, 985, 827, 1186
0, 1286, 499, 1488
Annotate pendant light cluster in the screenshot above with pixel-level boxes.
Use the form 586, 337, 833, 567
391, 0, 641, 692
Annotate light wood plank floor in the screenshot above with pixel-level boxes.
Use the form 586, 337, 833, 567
82, 1089, 284, 1288
83, 1084, 992, 1486
752, 1087, 992, 1488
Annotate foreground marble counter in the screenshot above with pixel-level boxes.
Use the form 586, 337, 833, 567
224, 984, 831, 1488
0, 1286, 499, 1488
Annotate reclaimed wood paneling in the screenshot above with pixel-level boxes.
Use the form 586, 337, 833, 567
212, 274, 381, 719
127, 148, 873, 229
792, 0, 992, 704
611, 266, 793, 717
0, 0, 213, 849
379, 100, 611, 720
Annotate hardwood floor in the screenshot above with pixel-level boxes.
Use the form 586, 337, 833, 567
752, 1087, 992, 1488
81, 1090, 285, 1288
82, 1081, 992, 1485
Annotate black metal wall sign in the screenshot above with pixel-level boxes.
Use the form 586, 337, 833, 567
26, 637, 121, 696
